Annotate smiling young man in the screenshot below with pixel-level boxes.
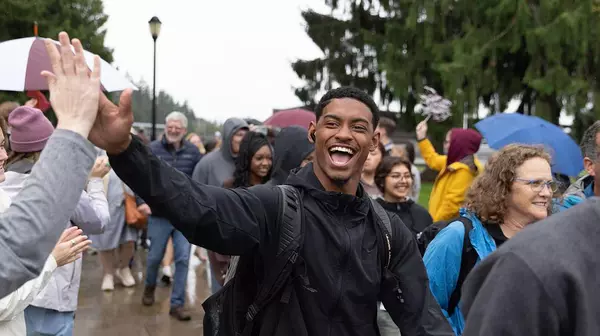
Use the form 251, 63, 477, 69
88, 84, 437, 335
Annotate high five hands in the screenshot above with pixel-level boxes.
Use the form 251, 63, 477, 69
42, 31, 135, 154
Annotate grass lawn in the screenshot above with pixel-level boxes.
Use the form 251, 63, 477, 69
418, 182, 433, 208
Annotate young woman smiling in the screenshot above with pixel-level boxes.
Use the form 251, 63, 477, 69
373, 156, 433, 336
374, 156, 432, 236
216, 132, 273, 290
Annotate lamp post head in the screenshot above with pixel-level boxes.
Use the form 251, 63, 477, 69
149, 16, 162, 40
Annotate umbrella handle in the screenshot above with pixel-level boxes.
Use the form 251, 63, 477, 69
423, 114, 431, 123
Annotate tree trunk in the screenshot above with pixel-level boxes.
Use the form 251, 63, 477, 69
535, 93, 561, 125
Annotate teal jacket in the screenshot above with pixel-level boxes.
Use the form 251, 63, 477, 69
553, 174, 594, 212
423, 209, 497, 335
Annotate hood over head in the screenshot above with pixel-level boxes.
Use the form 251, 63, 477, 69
446, 128, 482, 166
220, 117, 249, 162
269, 126, 314, 185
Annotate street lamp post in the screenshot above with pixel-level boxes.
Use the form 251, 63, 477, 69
148, 16, 162, 140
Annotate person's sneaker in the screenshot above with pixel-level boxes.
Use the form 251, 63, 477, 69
142, 286, 155, 306
101, 274, 114, 291
169, 306, 191, 321
116, 267, 136, 287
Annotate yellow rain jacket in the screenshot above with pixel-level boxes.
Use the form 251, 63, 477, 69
418, 139, 483, 221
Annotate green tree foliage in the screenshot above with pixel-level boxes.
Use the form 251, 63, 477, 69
423, 0, 600, 131
291, 3, 396, 113
292, 1, 450, 143
294, 0, 600, 143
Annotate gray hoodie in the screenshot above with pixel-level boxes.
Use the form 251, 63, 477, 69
192, 118, 248, 187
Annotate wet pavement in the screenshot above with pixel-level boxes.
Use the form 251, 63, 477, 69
74, 249, 211, 335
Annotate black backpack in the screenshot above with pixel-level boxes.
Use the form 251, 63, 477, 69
202, 185, 393, 336
416, 217, 478, 315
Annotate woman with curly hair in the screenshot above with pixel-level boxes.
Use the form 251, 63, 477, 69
423, 144, 555, 335
211, 132, 273, 292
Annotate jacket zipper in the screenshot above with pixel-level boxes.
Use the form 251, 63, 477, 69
330, 213, 351, 322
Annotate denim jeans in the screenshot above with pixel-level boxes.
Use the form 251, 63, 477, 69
146, 216, 191, 308
24, 306, 75, 336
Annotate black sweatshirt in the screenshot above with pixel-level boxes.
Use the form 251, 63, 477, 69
109, 135, 433, 336
461, 198, 600, 336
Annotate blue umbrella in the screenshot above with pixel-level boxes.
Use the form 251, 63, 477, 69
475, 113, 583, 176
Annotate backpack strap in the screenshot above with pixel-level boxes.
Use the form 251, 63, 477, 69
368, 198, 392, 269
447, 217, 477, 315
242, 185, 303, 334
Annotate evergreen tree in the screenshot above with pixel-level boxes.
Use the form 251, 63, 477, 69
294, 0, 600, 142
292, 3, 396, 115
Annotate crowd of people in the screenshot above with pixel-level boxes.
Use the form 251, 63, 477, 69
0, 31, 598, 336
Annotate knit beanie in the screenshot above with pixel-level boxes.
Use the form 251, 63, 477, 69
8, 106, 54, 153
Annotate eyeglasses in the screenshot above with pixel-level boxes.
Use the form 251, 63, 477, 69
388, 173, 413, 181
514, 178, 558, 193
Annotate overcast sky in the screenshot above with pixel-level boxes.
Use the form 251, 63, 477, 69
102, 0, 328, 122
102, 0, 573, 127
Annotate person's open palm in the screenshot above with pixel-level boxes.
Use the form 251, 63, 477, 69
42, 32, 101, 138
88, 90, 135, 155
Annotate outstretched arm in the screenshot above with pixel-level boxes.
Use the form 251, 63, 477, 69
417, 139, 447, 172
109, 135, 271, 255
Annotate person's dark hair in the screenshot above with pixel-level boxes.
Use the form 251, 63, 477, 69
580, 120, 600, 161
374, 156, 413, 193
204, 139, 218, 153
378, 117, 396, 136
376, 141, 387, 159
232, 131, 272, 188
401, 141, 416, 164
315, 86, 380, 128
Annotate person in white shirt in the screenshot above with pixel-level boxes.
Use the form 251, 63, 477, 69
0, 226, 91, 336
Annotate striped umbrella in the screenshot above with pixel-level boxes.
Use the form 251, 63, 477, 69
0, 37, 136, 92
